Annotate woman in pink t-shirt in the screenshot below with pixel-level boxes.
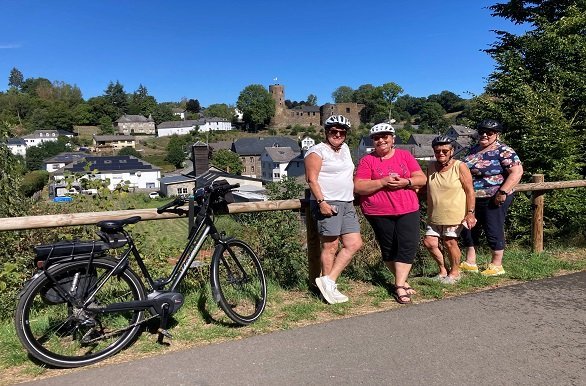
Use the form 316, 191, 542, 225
354, 123, 426, 304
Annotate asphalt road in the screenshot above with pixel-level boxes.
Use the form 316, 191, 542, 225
23, 272, 586, 386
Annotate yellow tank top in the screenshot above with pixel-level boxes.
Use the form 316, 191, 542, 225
427, 160, 466, 225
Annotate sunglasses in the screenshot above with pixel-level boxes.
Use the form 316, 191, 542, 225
372, 134, 391, 141
328, 129, 347, 136
434, 149, 451, 155
478, 130, 497, 137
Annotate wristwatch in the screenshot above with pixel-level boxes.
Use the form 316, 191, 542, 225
498, 189, 508, 196
316, 199, 325, 204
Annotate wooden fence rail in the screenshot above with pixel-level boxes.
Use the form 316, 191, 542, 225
1, 176, 585, 257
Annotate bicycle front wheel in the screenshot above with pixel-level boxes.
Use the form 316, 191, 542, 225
210, 239, 267, 325
15, 258, 146, 368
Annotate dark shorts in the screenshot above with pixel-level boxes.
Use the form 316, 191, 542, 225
311, 201, 361, 237
461, 194, 513, 251
365, 210, 420, 264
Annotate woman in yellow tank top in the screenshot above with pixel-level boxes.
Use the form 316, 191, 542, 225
423, 136, 476, 284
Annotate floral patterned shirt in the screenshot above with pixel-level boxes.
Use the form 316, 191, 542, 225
462, 141, 522, 198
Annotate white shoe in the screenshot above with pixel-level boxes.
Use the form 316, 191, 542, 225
315, 276, 348, 304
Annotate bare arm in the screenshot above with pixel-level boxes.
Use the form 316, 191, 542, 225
304, 152, 334, 216
459, 162, 477, 229
354, 169, 427, 194
501, 164, 524, 193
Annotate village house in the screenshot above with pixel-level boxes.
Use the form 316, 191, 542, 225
116, 114, 156, 135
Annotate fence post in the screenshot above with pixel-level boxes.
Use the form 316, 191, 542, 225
305, 190, 321, 288
531, 174, 545, 253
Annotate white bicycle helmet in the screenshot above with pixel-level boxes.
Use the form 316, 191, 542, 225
369, 123, 395, 138
324, 115, 351, 130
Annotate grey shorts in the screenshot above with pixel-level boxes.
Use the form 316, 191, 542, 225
312, 201, 361, 237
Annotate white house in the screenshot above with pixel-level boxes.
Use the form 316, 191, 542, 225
157, 118, 232, 137
260, 146, 300, 183
22, 130, 59, 148
300, 136, 315, 150
54, 155, 161, 190
200, 117, 231, 132
7, 138, 27, 157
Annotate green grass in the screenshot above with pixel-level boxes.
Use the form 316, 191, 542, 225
1, 245, 584, 384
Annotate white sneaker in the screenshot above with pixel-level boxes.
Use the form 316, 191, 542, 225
315, 276, 348, 304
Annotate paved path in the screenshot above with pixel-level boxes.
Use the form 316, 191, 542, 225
24, 272, 586, 385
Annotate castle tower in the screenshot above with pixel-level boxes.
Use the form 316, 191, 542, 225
269, 84, 286, 127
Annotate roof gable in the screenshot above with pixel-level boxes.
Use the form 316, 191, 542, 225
232, 137, 300, 155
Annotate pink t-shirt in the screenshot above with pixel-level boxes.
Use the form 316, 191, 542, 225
355, 149, 421, 216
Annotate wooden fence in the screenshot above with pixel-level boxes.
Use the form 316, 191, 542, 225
0, 175, 585, 281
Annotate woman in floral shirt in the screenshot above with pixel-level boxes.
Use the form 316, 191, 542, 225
459, 119, 523, 276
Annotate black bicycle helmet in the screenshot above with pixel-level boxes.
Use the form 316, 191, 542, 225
476, 119, 504, 132
431, 135, 453, 148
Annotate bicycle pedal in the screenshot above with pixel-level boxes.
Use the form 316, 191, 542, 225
157, 328, 173, 339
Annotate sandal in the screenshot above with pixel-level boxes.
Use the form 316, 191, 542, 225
393, 286, 412, 304
403, 284, 417, 295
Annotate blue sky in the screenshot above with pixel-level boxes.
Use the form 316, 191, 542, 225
1, 0, 527, 106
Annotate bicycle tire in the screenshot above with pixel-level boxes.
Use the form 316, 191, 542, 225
15, 258, 146, 368
210, 239, 267, 325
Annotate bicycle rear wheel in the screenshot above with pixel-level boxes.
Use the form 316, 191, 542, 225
15, 258, 146, 368
210, 239, 267, 325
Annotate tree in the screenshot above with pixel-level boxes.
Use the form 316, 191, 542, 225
211, 149, 243, 174
306, 94, 317, 106
427, 90, 466, 113
331, 86, 354, 103
103, 81, 128, 118
25, 138, 68, 171
204, 103, 234, 121
484, 0, 586, 236
128, 84, 157, 117
165, 135, 188, 168
8, 67, 24, 91
236, 84, 276, 130
416, 102, 448, 132
186, 99, 201, 114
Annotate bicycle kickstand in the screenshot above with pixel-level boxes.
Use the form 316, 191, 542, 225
157, 303, 173, 344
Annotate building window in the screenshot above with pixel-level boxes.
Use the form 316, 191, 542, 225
274, 173, 280, 178
178, 187, 188, 194
250, 157, 254, 162
243, 167, 247, 173
346, 107, 351, 113
251, 166, 255, 172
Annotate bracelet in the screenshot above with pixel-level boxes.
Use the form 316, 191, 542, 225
316, 199, 325, 204
407, 179, 412, 187
467, 209, 475, 214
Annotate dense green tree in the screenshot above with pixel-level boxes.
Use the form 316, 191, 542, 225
98, 116, 114, 134
20, 170, 49, 197
416, 102, 448, 132
427, 90, 466, 113
25, 137, 69, 171
151, 103, 174, 125
237, 84, 275, 130
204, 103, 234, 121
128, 84, 157, 117
210, 149, 243, 174
8, 67, 24, 90
87, 95, 119, 123
483, 0, 586, 237
165, 135, 189, 168
331, 86, 354, 103
20, 77, 52, 96
186, 99, 201, 113
306, 94, 317, 106
103, 80, 128, 118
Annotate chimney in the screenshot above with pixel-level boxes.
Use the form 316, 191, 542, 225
191, 142, 210, 177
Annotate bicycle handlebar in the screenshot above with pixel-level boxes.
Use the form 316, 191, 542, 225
156, 182, 240, 215
156, 196, 185, 214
